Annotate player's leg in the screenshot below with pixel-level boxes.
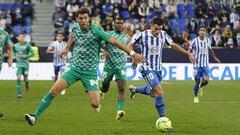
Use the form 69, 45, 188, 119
193, 67, 202, 103
88, 91, 101, 112
16, 67, 23, 98
59, 65, 66, 95
129, 70, 153, 98
54, 65, 59, 81
115, 69, 126, 120
100, 68, 114, 98
23, 67, 29, 92
25, 68, 78, 126
200, 67, 210, 88
80, 72, 101, 112
115, 80, 126, 120
147, 71, 166, 117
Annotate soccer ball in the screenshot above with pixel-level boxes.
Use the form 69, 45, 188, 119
155, 117, 172, 132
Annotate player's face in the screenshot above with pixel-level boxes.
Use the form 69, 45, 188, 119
150, 24, 162, 37
56, 34, 64, 42
17, 35, 25, 43
114, 19, 124, 33
198, 28, 207, 37
76, 13, 90, 30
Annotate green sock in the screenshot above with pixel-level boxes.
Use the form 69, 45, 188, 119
34, 92, 55, 119
16, 80, 21, 94
117, 100, 125, 111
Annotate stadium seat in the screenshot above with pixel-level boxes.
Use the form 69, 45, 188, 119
177, 3, 186, 12
177, 19, 186, 36
25, 17, 32, 26
120, 10, 130, 20
13, 25, 23, 36
190, 33, 197, 40
24, 26, 32, 34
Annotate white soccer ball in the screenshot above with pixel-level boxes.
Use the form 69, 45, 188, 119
155, 117, 172, 132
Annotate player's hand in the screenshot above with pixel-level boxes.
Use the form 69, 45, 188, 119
59, 48, 69, 58
102, 51, 109, 59
215, 57, 221, 63
132, 53, 145, 64
132, 59, 138, 69
188, 53, 195, 64
7, 57, 13, 67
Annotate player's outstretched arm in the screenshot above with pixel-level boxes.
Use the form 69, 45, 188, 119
171, 43, 195, 64
209, 49, 221, 63
108, 37, 145, 63
59, 33, 74, 57
7, 43, 13, 67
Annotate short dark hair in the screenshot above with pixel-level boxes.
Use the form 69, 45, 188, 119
76, 7, 90, 16
56, 31, 64, 36
151, 17, 164, 26
18, 32, 25, 36
199, 25, 207, 31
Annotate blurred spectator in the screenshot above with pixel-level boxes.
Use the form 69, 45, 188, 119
52, 7, 66, 25
212, 30, 224, 47
182, 31, 190, 50
148, 0, 160, 10
21, 0, 34, 20
12, 8, 24, 26
209, 16, 221, 29
55, 0, 67, 8
230, 9, 239, 27
63, 13, 75, 38
207, 1, 216, 19
236, 31, 240, 48
224, 37, 235, 48
166, 0, 177, 19
220, 14, 230, 28
138, 1, 150, 18
102, 0, 114, 17
66, 1, 79, 14
187, 17, 198, 34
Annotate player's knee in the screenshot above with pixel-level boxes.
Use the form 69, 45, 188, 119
90, 100, 100, 108
152, 90, 163, 97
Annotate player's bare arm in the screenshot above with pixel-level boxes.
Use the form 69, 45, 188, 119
209, 49, 221, 63
108, 37, 145, 63
59, 33, 74, 57
171, 43, 195, 64
100, 48, 109, 59
7, 43, 13, 67
127, 43, 138, 68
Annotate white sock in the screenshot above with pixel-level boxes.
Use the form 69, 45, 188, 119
94, 104, 101, 113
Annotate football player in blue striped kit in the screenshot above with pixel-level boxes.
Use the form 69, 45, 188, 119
189, 26, 220, 103
127, 17, 195, 130
46, 31, 67, 95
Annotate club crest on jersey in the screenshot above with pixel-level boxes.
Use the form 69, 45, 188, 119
90, 79, 98, 86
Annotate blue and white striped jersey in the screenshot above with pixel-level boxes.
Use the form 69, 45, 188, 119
48, 41, 67, 66
130, 29, 173, 71
189, 37, 212, 68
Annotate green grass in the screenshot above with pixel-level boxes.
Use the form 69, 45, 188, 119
0, 80, 240, 135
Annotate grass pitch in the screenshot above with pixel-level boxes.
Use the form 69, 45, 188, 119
0, 80, 239, 135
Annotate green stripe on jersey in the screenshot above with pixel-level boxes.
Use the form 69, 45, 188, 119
0, 29, 11, 65
70, 23, 110, 72
104, 30, 130, 69
13, 42, 33, 67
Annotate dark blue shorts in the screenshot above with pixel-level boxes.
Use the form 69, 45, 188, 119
141, 70, 162, 89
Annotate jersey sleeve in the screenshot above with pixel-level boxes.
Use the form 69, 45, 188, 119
5, 32, 12, 46
189, 39, 195, 49
164, 32, 174, 47
94, 26, 111, 41
130, 32, 142, 48
48, 41, 54, 49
